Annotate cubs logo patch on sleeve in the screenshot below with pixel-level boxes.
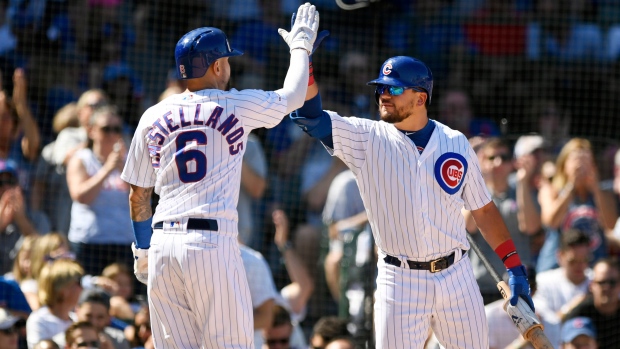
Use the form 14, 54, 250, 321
434, 152, 468, 195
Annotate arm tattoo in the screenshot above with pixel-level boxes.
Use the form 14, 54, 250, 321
129, 185, 154, 221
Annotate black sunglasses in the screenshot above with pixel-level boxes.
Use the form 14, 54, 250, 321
266, 338, 289, 345
100, 125, 122, 134
487, 154, 512, 162
0, 176, 18, 187
75, 340, 100, 348
0, 326, 17, 335
593, 279, 619, 287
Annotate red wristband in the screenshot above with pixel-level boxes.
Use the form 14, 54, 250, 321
494, 239, 522, 269
308, 62, 315, 86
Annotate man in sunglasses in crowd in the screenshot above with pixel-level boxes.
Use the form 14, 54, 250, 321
564, 258, 620, 348
290, 55, 536, 348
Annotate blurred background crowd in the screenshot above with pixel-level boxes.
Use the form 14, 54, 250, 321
1, 0, 620, 348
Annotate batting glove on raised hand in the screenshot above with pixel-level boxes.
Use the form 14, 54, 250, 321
278, 2, 320, 54
132, 243, 148, 285
507, 265, 535, 311
289, 12, 329, 56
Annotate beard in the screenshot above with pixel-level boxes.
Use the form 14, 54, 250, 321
379, 99, 415, 123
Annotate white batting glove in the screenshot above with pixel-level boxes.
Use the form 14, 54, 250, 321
132, 243, 148, 285
278, 2, 320, 54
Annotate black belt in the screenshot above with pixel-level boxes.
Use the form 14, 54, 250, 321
153, 218, 219, 231
384, 250, 466, 273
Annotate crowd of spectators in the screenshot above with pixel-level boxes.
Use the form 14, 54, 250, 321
1, 0, 620, 348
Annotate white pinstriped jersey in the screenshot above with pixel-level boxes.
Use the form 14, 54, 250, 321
325, 112, 492, 260
121, 89, 287, 233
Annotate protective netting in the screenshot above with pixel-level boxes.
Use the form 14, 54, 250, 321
2, 1, 619, 349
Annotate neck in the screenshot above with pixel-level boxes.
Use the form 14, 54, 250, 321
395, 112, 428, 132
186, 74, 221, 92
48, 303, 73, 321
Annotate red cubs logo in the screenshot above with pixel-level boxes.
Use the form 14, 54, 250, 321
434, 152, 468, 195
179, 65, 187, 78
383, 63, 392, 76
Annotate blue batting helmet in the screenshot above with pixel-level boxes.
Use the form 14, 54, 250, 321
367, 56, 433, 104
174, 27, 243, 80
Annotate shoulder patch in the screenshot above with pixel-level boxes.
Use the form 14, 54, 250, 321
434, 152, 468, 195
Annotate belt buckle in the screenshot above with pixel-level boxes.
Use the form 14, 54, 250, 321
429, 258, 446, 273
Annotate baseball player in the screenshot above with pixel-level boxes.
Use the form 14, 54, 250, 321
120, 4, 320, 348
290, 55, 536, 348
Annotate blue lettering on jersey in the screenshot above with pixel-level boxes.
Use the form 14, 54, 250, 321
434, 152, 468, 195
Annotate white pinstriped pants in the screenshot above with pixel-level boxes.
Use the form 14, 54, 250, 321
148, 229, 254, 349
374, 250, 489, 349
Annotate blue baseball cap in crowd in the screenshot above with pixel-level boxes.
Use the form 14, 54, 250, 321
0, 159, 18, 177
561, 317, 596, 343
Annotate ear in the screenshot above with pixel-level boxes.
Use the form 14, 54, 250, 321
212, 60, 221, 76
417, 93, 427, 106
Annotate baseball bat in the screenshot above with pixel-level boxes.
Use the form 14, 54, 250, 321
466, 234, 555, 349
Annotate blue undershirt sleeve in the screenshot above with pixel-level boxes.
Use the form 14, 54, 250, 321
290, 92, 334, 148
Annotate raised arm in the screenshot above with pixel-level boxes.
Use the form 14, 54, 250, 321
275, 3, 320, 113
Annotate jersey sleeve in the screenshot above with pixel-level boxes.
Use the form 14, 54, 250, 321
120, 116, 157, 188
461, 140, 492, 211
326, 111, 374, 175
228, 89, 288, 131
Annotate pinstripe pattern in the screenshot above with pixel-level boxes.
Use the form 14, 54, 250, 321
148, 229, 254, 349
324, 112, 492, 348
122, 88, 288, 349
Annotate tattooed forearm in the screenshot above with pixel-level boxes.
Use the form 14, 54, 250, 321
129, 184, 154, 221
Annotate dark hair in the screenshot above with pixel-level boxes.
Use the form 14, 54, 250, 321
271, 305, 292, 328
312, 316, 351, 343
559, 228, 591, 251
65, 321, 97, 347
479, 137, 512, 156
78, 287, 111, 310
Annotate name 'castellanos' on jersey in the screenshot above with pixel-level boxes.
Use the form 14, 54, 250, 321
124, 89, 287, 235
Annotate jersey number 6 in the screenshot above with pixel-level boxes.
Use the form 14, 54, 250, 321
175, 130, 207, 183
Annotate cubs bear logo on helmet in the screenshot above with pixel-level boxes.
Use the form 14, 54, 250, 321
174, 27, 243, 80
434, 152, 468, 194
368, 56, 434, 104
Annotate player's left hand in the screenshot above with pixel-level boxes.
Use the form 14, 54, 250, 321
132, 243, 149, 285
507, 265, 535, 311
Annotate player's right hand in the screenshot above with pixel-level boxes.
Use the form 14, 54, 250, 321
132, 243, 149, 285
278, 2, 320, 54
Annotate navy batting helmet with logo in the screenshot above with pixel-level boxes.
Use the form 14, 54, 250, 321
174, 27, 243, 80
367, 56, 433, 104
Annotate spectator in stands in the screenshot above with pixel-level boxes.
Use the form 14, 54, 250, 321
513, 134, 548, 262
564, 258, 620, 348
435, 89, 500, 138
272, 209, 314, 348
538, 138, 617, 270
67, 288, 129, 349
66, 105, 134, 276
64, 321, 107, 349
464, 138, 534, 304
24, 233, 72, 310
527, 99, 570, 157
52, 90, 109, 169
100, 263, 139, 322
560, 317, 598, 349
31, 103, 79, 234
7, 234, 36, 282
0, 158, 38, 275
238, 133, 268, 248
123, 306, 152, 349
0, 307, 20, 349
263, 305, 299, 349
308, 316, 351, 349
26, 259, 84, 348
0, 275, 32, 319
